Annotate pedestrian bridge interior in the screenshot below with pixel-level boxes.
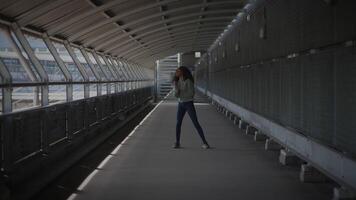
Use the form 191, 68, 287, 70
0, 0, 356, 200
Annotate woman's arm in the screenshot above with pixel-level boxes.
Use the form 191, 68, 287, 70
185, 79, 195, 98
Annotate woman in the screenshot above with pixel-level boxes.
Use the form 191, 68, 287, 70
172, 66, 210, 149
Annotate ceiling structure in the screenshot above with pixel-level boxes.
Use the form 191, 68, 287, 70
0, 0, 246, 68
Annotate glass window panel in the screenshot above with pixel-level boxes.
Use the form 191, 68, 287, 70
108, 58, 120, 78
73, 47, 96, 81
110, 83, 115, 94
24, 33, 65, 82
90, 84, 97, 97
112, 59, 118, 66
107, 58, 113, 65
87, 52, 105, 80
73, 84, 84, 100
123, 82, 127, 91
12, 86, 40, 111
115, 60, 126, 80
98, 55, 113, 80
101, 83, 107, 95
98, 56, 105, 65
0, 28, 33, 83
117, 82, 122, 92
10, 31, 41, 81
52, 42, 83, 81
49, 85, 66, 104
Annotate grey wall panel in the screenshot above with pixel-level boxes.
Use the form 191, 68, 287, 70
299, 0, 334, 51
334, 46, 356, 156
334, 0, 356, 43
279, 58, 302, 131
265, 0, 300, 58
301, 51, 334, 145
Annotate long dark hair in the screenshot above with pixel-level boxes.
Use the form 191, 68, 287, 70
177, 66, 194, 83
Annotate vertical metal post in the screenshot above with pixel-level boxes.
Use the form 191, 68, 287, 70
177, 52, 182, 67
12, 23, 49, 106
0, 59, 12, 113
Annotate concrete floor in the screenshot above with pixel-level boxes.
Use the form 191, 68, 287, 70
71, 98, 332, 200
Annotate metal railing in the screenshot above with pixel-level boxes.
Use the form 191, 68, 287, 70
0, 86, 153, 190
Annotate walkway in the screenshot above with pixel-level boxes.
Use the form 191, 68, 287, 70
69, 96, 332, 200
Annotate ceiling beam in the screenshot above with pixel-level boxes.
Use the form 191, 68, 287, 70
68, 0, 183, 41
123, 35, 216, 59
104, 23, 226, 54
84, 0, 155, 65
127, 37, 215, 60
192, 0, 209, 49
156, 0, 174, 51
81, 1, 242, 45
16, 0, 74, 27
112, 27, 223, 57
102, 17, 231, 53
47, 0, 133, 35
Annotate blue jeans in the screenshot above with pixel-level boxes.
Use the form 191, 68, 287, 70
176, 101, 208, 145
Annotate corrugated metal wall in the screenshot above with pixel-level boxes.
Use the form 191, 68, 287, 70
195, 0, 356, 157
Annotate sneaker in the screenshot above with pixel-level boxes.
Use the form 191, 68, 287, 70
172, 143, 180, 149
202, 144, 210, 149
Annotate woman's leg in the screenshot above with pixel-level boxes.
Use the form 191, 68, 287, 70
185, 101, 209, 145
176, 102, 186, 144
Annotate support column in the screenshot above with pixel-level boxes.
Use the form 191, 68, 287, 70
229, 113, 235, 121
279, 149, 300, 165
254, 130, 267, 141
225, 110, 230, 117
233, 116, 240, 125
245, 125, 256, 135
0, 59, 12, 113
299, 163, 328, 183
238, 120, 248, 130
